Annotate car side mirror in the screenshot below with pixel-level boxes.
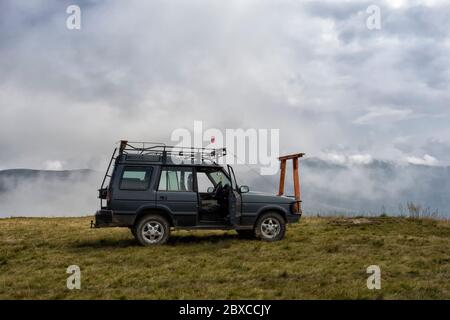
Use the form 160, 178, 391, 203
239, 185, 249, 193
207, 186, 214, 194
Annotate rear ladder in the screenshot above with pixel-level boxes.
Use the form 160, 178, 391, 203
99, 147, 117, 208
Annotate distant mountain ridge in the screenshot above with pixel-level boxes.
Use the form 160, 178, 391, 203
0, 169, 94, 193
0, 160, 449, 218
303, 158, 450, 216
0, 168, 93, 176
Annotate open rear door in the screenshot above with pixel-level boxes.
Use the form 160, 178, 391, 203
227, 165, 242, 225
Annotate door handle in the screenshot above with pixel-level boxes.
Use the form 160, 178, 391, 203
159, 195, 167, 200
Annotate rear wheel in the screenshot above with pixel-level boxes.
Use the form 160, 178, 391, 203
255, 212, 286, 241
135, 214, 170, 246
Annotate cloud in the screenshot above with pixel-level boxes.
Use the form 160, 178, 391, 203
406, 154, 439, 166
43, 160, 65, 170
0, 0, 449, 170
320, 153, 373, 165
353, 107, 413, 124
0, 1, 450, 217
348, 154, 373, 165
0, 169, 101, 217
322, 153, 347, 165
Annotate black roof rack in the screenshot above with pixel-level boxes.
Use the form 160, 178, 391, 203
98, 140, 226, 208
118, 140, 227, 164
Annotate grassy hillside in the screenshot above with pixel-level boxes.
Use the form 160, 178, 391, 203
0, 216, 449, 299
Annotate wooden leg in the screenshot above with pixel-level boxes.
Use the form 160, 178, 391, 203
278, 159, 286, 196
293, 158, 301, 212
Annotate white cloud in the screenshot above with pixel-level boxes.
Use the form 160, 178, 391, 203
0, 0, 450, 170
43, 160, 65, 171
353, 107, 413, 125
348, 154, 373, 165
385, 0, 449, 8
385, 0, 408, 8
321, 153, 373, 165
406, 154, 439, 166
321, 153, 347, 165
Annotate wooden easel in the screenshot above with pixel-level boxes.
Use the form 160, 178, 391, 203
278, 153, 305, 213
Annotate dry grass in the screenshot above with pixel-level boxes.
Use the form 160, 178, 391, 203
0, 216, 449, 299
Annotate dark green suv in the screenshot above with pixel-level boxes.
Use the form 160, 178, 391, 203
94, 141, 301, 245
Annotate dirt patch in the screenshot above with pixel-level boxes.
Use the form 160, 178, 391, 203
328, 217, 375, 226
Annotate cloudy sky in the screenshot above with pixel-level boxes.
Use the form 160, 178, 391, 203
1, 0, 450, 171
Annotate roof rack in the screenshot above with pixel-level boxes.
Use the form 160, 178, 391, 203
118, 140, 227, 164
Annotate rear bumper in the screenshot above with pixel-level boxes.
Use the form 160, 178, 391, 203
93, 209, 114, 228
93, 210, 136, 228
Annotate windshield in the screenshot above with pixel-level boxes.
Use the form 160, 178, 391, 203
208, 170, 231, 187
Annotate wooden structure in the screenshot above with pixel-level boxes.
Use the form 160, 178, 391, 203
278, 153, 305, 213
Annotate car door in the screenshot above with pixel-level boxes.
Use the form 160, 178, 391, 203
156, 166, 198, 226
227, 165, 242, 225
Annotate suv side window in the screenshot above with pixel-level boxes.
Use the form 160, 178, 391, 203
158, 167, 194, 192
119, 166, 153, 190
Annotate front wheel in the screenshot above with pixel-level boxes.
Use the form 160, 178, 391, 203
135, 215, 170, 246
255, 212, 286, 241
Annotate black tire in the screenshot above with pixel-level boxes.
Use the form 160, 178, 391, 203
254, 212, 286, 241
236, 229, 255, 239
135, 214, 170, 246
